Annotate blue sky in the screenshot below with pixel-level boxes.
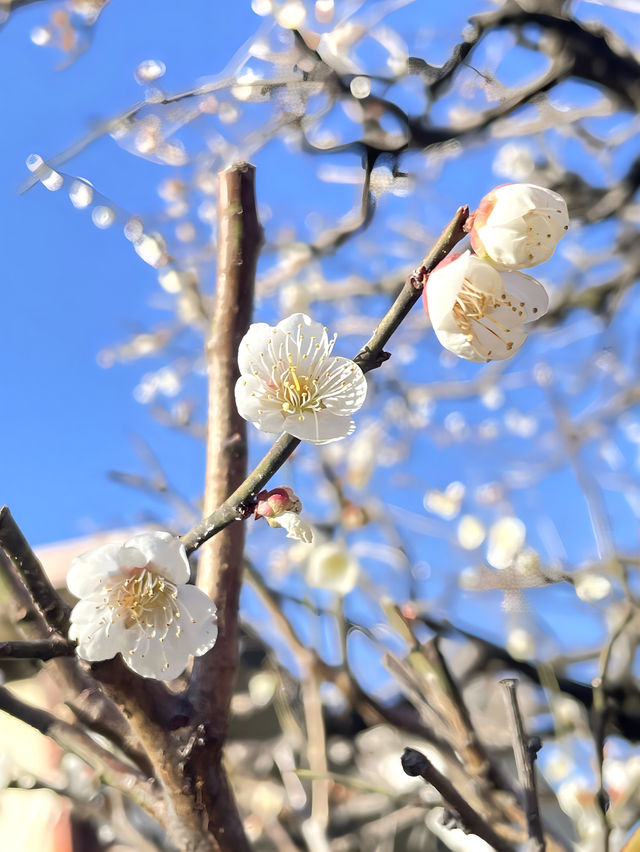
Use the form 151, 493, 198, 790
2, 0, 640, 674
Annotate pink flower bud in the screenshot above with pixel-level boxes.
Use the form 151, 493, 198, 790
254, 486, 301, 520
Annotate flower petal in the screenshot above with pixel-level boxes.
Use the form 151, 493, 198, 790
238, 322, 274, 376
235, 374, 285, 433
67, 543, 123, 598
125, 632, 190, 680
283, 410, 355, 444
276, 312, 328, 344
315, 357, 367, 415
123, 532, 190, 583
175, 584, 218, 657
272, 511, 315, 543
502, 272, 549, 320
69, 598, 134, 662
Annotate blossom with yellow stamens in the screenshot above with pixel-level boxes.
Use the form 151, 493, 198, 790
67, 531, 217, 680
235, 313, 367, 444
424, 251, 549, 362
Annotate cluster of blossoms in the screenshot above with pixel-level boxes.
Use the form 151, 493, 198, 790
66, 188, 566, 679
67, 531, 217, 680
425, 183, 569, 362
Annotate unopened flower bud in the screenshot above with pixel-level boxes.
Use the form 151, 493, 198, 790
254, 487, 314, 544
470, 183, 569, 270
254, 486, 301, 520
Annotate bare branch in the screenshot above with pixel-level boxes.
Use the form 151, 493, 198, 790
0, 638, 75, 660
0, 506, 71, 635
500, 679, 546, 852
401, 747, 517, 852
0, 683, 161, 816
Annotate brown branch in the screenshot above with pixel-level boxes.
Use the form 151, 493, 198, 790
500, 679, 546, 852
0, 505, 71, 635
181, 204, 469, 554
0, 683, 161, 816
187, 162, 262, 852
0, 638, 75, 659
401, 747, 517, 852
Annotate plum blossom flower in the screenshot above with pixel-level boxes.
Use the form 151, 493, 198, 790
254, 486, 314, 544
235, 313, 367, 444
67, 531, 217, 680
470, 183, 569, 270
307, 541, 359, 595
424, 251, 549, 362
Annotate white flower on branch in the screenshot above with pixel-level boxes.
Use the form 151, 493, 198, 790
67, 531, 217, 680
424, 251, 549, 362
235, 312, 367, 444
470, 183, 569, 270
254, 486, 314, 544
307, 541, 359, 595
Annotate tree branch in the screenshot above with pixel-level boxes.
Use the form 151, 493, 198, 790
187, 161, 262, 852
181, 204, 469, 554
0, 683, 161, 816
0, 505, 71, 635
0, 638, 75, 659
401, 747, 517, 852
500, 679, 546, 852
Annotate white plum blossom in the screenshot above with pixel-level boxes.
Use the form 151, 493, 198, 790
424, 251, 549, 362
307, 541, 359, 595
235, 313, 367, 444
470, 183, 569, 270
67, 531, 218, 680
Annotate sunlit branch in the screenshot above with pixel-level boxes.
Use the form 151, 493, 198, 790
182, 204, 469, 554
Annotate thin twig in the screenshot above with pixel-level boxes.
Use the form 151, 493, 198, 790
500, 679, 546, 852
0, 638, 75, 659
181, 205, 469, 554
401, 747, 517, 852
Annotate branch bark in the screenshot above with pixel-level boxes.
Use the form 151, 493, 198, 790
0, 505, 71, 635
401, 747, 517, 852
500, 679, 546, 852
187, 162, 262, 852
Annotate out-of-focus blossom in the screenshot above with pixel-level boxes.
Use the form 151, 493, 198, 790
506, 627, 536, 660
470, 183, 569, 270
575, 573, 612, 602
67, 531, 217, 680
235, 313, 367, 444
254, 486, 314, 543
424, 251, 548, 362
457, 515, 486, 550
307, 541, 358, 594
424, 481, 465, 520
487, 517, 527, 569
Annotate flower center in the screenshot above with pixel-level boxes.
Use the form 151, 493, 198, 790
280, 355, 323, 414
452, 279, 501, 334
109, 568, 180, 633
453, 278, 520, 359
